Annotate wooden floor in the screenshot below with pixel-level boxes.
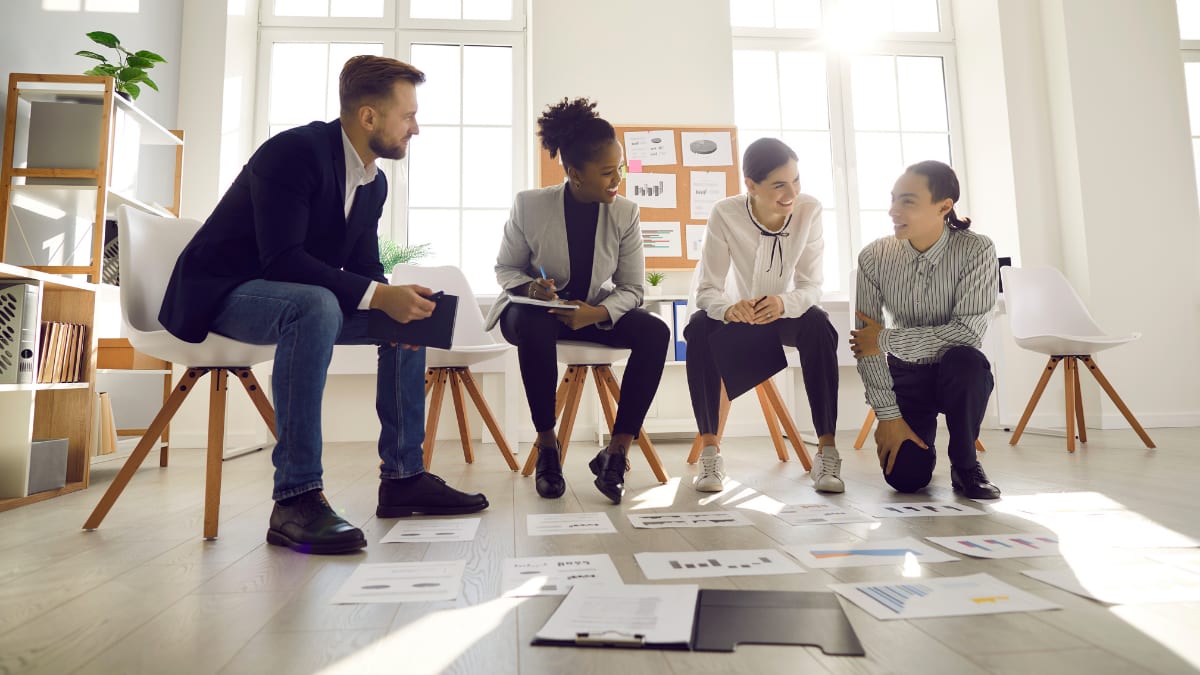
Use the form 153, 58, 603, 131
0, 426, 1198, 675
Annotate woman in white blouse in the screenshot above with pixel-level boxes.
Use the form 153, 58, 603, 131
686, 138, 842, 493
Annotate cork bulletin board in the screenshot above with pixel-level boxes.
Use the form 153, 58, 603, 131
538, 125, 741, 270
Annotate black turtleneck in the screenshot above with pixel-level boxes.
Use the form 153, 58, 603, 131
562, 186, 599, 302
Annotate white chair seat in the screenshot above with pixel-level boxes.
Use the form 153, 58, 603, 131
1015, 332, 1140, 357
556, 340, 630, 365
130, 330, 277, 369
426, 343, 510, 369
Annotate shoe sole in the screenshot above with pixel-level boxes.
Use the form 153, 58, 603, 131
814, 480, 845, 494
589, 455, 624, 505
693, 480, 724, 493
266, 529, 366, 555
375, 498, 490, 519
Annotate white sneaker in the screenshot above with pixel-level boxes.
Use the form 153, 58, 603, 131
811, 446, 845, 493
694, 446, 726, 492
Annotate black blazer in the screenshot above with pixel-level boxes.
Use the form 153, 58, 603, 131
159, 120, 388, 343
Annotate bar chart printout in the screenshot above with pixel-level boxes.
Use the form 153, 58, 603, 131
635, 549, 805, 580
784, 537, 959, 569
829, 573, 1061, 620
925, 534, 1061, 559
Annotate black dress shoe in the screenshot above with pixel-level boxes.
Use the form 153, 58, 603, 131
266, 490, 366, 555
535, 444, 565, 499
951, 462, 1001, 500
589, 449, 627, 504
377, 472, 489, 518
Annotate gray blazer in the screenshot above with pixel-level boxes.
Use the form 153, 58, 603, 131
485, 182, 645, 331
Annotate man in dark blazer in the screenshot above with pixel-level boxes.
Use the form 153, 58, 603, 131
159, 55, 488, 555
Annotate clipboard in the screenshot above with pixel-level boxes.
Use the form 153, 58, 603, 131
532, 586, 865, 656
708, 322, 787, 399
531, 584, 697, 651
366, 293, 459, 349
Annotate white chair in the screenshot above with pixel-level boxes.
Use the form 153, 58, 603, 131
519, 341, 669, 484
1002, 266, 1154, 452
84, 206, 278, 539
389, 264, 518, 471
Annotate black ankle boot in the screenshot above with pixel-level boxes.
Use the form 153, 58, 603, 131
589, 449, 627, 504
535, 444, 565, 499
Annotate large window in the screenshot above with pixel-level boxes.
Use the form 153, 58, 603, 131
1179, 1, 1200, 204
731, 0, 962, 294
257, 0, 525, 293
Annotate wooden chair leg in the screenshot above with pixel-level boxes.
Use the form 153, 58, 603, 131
1072, 358, 1087, 444
689, 382, 730, 464
233, 367, 278, 440
854, 408, 876, 450
423, 368, 449, 470
1063, 357, 1077, 453
84, 368, 206, 531
1009, 356, 1062, 445
596, 365, 669, 483
975, 438, 987, 452
1080, 356, 1156, 448
593, 367, 618, 436
204, 369, 229, 539
554, 366, 589, 462
457, 369, 519, 471
523, 367, 581, 476
448, 370, 474, 463
760, 379, 811, 469
755, 384, 789, 461
160, 372, 172, 467
424, 368, 436, 397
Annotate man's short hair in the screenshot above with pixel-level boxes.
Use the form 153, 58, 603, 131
339, 55, 426, 116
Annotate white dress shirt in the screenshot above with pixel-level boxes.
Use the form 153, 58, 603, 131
855, 225, 999, 420
341, 128, 381, 310
694, 193, 825, 322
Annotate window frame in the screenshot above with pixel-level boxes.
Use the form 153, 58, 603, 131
260, 0, 526, 32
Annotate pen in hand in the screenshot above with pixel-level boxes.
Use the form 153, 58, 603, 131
536, 265, 558, 301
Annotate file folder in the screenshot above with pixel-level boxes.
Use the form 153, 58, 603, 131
366, 293, 459, 349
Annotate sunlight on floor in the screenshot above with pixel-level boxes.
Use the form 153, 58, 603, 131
318, 594, 528, 675
627, 476, 682, 510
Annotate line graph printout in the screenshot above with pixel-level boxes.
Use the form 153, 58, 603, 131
527, 512, 617, 536
865, 502, 987, 518
627, 511, 753, 529
635, 549, 805, 580
926, 534, 1061, 559
829, 573, 1060, 620
785, 537, 959, 569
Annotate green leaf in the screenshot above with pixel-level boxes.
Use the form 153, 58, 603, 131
125, 56, 154, 69
85, 64, 119, 77
121, 82, 141, 100
139, 76, 159, 92
86, 31, 120, 48
115, 45, 132, 56
75, 50, 108, 62
134, 50, 167, 63
117, 67, 146, 82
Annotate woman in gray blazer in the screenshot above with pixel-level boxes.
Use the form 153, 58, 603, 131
484, 98, 670, 504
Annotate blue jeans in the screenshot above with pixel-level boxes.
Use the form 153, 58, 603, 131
211, 280, 426, 500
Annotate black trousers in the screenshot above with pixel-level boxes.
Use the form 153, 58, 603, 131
683, 307, 839, 437
883, 346, 994, 493
499, 303, 670, 437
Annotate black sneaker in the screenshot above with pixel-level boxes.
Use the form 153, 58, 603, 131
951, 463, 1001, 500
266, 490, 366, 554
535, 444, 566, 499
589, 449, 627, 504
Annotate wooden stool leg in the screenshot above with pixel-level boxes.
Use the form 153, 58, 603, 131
594, 367, 618, 436
233, 368, 278, 440
424, 368, 436, 396
448, 370, 474, 463
1072, 358, 1087, 444
204, 369, 229, 539
423, 369, 449, 470
1080, 356, 1155, 448
689, 383, 730, 464
755, 384, 788, 461
525, 367, 577, 476
761, 379, 811, 470
83, 368, 206, 531
554, 366, 588, 462
1063, 357, 1077, 453
974, 438, 987, 452
457, 369, 519, 471
854, 408, 876, 450
1009, 356, 1062, 445
159, 372, 172, 467
596, 366, 669, 483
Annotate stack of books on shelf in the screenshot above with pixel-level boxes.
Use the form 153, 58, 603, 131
37, 322, 88, 383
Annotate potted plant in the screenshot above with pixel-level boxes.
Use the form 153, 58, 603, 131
379, 238, 432, 274
76, 31, 166, 101
645, 270, 666, 297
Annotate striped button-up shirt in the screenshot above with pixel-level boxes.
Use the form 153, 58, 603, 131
855, 225, 998, 420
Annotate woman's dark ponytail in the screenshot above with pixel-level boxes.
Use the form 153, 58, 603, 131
906, 160, 971, 230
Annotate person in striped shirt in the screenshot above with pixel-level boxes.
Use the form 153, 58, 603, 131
686, 137, 842, 494
850, 160, 1001, 499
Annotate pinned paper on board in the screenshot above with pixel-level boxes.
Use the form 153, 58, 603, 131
626, 173, 677, 209
681, 131, 733, 166
690, 171, 727, 220
642, 222, 682, 258
624, 130, 677, 166
685, 224, 705, 260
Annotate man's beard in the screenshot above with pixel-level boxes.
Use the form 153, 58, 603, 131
369, 133, 407, 160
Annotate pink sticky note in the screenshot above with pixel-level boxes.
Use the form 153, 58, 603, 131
628, 160, 643, 173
